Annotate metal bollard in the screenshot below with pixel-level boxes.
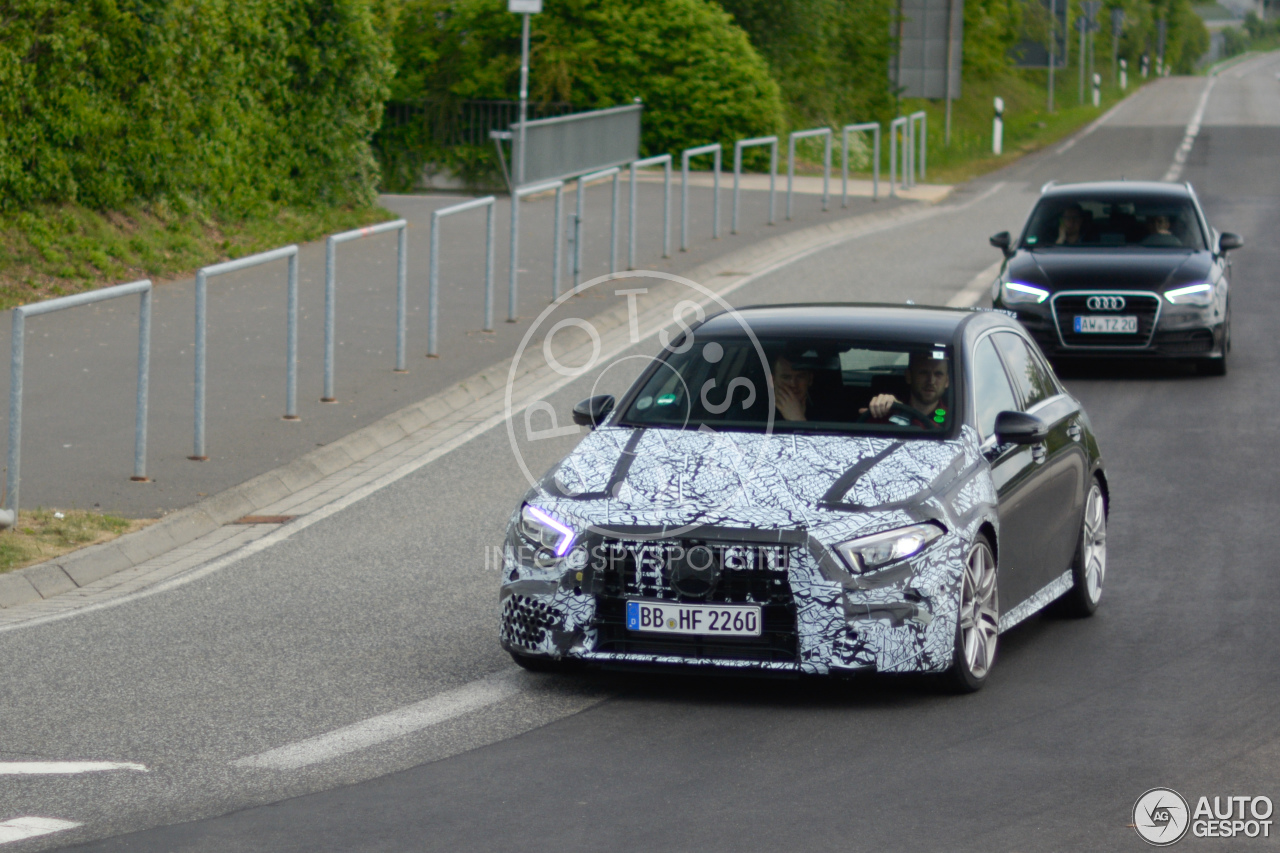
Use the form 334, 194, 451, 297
842, 122, 881, 205
192, 246, 299, 461
427, 196, 497, 357
910, 111, 927, 182
572, 167, 621, 289
889, 117, 907, 195
323, 219, 408, 401
681, 143, 722, 251
509, 180, 565, 316
6, 280, 153, 515
787, 128, 833, 220
733, 136, 778, 233
628, 154, 672, 268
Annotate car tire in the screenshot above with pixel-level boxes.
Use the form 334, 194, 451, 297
942, 535, 999, 693
1196, 356, 1227, 376
1057, 479, 1107, 618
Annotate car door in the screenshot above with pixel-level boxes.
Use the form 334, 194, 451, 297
970, 335, 1041, 611
990, 332, 1088, 591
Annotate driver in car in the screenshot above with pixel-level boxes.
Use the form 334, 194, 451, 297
772, 355, 813, 422
863, 352, 950, 428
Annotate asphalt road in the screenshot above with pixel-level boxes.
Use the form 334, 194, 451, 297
3, 55, 1280, 852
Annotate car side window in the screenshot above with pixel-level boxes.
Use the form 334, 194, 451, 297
971, 337, 1019, 441
991, 332, 1059, 409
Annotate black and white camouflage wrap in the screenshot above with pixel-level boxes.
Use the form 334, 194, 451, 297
500, 424, 1001, 675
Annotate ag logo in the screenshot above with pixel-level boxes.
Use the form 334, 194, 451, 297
1133, 787, 1190, 846
1086, 295, 1126, 311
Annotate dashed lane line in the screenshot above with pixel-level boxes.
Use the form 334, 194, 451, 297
0, 761, 147, 775
0, 817, 81, 845
1162, 76, 1217, 183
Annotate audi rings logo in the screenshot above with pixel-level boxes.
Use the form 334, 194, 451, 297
1133, 788, 1191, 846
1087, 295, 1127, 312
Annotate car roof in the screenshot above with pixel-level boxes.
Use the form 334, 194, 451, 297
1042, 180, 1192, 198
697, 303, 1006, 343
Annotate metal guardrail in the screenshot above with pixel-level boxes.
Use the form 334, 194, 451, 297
428, 196, 496, 357
681, 143, 722, 251
910, 111, 928, 182
6, 280, 152, 515
514, 104, 643, 186
889, 116, 908, 197
733, 136, 778, 233
323, 220, 409, 403
629, 154, 672, 268
842, 122, 881, 204
787, 128, 833, 220
510, 180, 565, 305
571, 167, 621, 291
192, 247, 298, 460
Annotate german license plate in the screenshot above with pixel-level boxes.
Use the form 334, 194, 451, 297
625, 599, 762, 637
1075, 315, 1137, 333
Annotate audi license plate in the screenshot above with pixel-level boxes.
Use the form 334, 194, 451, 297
626, 599, 761, 637
1075, 315, 1138, 333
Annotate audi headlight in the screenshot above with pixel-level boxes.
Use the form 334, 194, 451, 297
1000, 281, 1050, 305
519, 504, 575, 557
836, 522, 945, 573
1164, 283, 1214, 307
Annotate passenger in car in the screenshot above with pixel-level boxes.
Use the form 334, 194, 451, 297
862, 353, 951, 428
771, 356, 814, 421
1141, 214, 1183, 247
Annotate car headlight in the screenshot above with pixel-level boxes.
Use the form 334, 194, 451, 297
1000, 281, 1050, 305
519, 504, 575, 557
835, 522, 945, 573
1164, 283, 1214, 307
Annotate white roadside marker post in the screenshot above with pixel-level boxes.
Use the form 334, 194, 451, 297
993, 97, 1004, 156
1092, 72, 1101, 107
1120, 58, 1128, 90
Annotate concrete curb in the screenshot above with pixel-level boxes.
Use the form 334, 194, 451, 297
0, 191, 949, 610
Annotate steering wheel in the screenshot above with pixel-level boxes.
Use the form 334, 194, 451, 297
856, 401, 942, 429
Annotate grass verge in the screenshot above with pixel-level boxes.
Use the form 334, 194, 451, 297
0, 509, 153, 574
0, 200, 399, 312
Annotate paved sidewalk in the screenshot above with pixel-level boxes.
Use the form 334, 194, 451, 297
0, 179, 934, 521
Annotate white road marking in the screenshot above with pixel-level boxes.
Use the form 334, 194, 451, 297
1162, 76, 1216, 182
1055, 97, 1130, 155
946, 259, 1004, 308
0, 761, 147, 775
0, 817, 81, 845
231, 668, 526, 771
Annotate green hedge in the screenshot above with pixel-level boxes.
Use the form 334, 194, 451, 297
0, 0, 394, 215
381, 0, 784, 186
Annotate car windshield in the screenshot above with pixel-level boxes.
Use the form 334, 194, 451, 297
618, 335, 955, 435
1022, 193, 1206, 250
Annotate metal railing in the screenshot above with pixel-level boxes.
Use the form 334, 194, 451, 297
910, 110, 928, 184
429, 196, 496, 357
681, 143, 722, 251
842, 122, 881, 204
192, 247, 298, 460
378, 99, 576, 148
889, 116, 908, 197
323, 220, 408, 403
6, 280, 152, 515
629, 154, 672, 268
787, 128, 833, 220
571, 167, 621, 291
510, 180, 565, 305
733, 136, 778, 233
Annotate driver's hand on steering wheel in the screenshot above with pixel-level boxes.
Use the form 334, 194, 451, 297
863, 393, 898, 419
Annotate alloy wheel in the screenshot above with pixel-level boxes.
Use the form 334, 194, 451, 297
1081, 484, 1107, 604
960, 541, 999, 680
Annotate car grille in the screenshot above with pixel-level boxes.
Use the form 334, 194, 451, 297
1052, 292, 1161, 348
592, 537, 799, 663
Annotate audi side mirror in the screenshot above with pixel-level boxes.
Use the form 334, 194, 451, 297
989, 231, 1013, 258
572, 395, 615, 429
994, 411, 1048, 445
1219, 232, 1243, 254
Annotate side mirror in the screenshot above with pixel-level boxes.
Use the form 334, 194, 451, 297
1219, 232, 1243, 253
994, 410, 1048, 445
989, 231, 1013, 257
572, 395, 615, 429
